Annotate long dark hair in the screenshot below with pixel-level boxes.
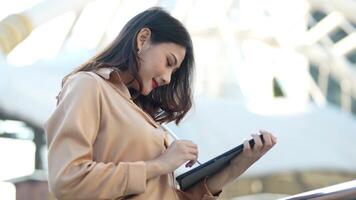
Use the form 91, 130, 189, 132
62, 7, 194, 125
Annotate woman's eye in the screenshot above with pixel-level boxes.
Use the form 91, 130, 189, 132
166, 58, 172, 67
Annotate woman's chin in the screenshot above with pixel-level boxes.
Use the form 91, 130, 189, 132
140, 88, 152, 96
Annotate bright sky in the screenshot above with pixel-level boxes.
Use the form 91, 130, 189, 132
0, 0, 45, 21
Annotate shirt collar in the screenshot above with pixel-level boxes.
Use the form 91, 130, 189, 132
94, 67, 132, 99
94, 67, 160, 129
95, 67, 116, 80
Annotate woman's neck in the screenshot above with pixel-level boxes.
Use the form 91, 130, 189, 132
118, 70, 139, 90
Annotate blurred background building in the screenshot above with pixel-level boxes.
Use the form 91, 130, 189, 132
0, 0, 356, 199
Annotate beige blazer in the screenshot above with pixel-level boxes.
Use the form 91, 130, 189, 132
44, 68, 219, 200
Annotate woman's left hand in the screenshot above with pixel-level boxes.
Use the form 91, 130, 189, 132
230, 130, 277, 170
206, 130, 277, 195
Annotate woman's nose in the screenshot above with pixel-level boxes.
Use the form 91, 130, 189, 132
161, 71, 172, 85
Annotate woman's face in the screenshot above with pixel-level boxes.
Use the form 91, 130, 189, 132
135, 42, 186, 95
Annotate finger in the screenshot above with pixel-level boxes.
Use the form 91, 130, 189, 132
261, 134, 274, 155
260, 131, 272, 148
187, 146, 199, 157
175, 141, 197, 153
260, 129, 273, 136
185, 153, 197, 165
271, 135, 277, 145
184, 146, 198, 158
181, 140, 198, 149
260, 130, 277, 145
185, 159, 196, 168
251, 134, 263, 151
243, 140, 251, 151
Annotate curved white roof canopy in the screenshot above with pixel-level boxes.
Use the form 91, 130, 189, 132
168, 97, 356, 177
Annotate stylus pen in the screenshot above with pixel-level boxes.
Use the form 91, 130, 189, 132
161, 124, 202, 165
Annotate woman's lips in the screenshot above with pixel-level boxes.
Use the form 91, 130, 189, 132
152, 78, 159, 89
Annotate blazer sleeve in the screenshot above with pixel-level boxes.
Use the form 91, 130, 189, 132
175, 178, 221, 200
44, 72, 147, 199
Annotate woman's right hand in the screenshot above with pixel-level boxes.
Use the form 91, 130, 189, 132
145, 140, 198, 178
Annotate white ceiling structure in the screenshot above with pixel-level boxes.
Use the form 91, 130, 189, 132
0, 0, 356, 193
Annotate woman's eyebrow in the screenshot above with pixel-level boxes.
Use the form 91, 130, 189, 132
170, 53, 178, 66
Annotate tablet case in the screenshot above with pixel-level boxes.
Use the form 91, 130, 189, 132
176, 136, 262, 191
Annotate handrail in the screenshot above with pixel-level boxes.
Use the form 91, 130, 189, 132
279, 180, 356, 200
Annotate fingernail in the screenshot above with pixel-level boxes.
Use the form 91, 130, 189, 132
261, 130, 268, 133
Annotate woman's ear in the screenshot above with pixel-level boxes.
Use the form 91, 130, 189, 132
136, 28, 151, 53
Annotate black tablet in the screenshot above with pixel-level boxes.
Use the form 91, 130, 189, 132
176, 136, 262, 191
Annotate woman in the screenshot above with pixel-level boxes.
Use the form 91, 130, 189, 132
44, 7, 277, 200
